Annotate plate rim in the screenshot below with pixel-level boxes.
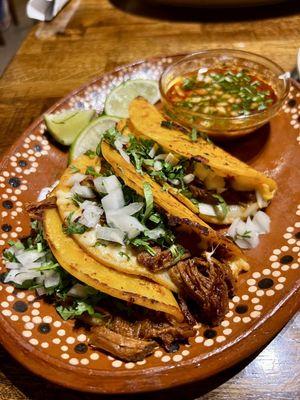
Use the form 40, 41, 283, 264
0, 54, 299, 394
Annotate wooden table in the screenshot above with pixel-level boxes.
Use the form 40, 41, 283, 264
0, 0, 299, 398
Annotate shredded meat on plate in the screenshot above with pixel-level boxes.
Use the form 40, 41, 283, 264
25, 196, 57, 220
87, 312, 195, 362
170, 256, 234, 326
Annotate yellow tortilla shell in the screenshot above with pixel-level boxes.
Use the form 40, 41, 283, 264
128, 98, 277, 201
55, 155, 177, 292
101, 142, 249, 277
44, 208, 183, 321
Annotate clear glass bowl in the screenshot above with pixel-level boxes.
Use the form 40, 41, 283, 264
159, 49, 290, 139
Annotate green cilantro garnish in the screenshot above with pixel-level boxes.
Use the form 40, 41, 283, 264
212, 194, 228, 220
161, 120, 174, 129
142, 182, 153, 221
72, 193, 84, 207
70, 165, 80, 174
236, 230, 252, 239
63, 212, 87, 235
129, 238, 157, 256
118, 251, 130, 261
84, 150, 96, 159
85, 166, 100, 177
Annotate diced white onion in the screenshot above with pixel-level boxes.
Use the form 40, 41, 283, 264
67, 283, 88, 298
148, 145, 157, 158
94, 175, 122, 194
227, 205, 244, 219
154, 161, 163, 171
16, 250, 45, 265
154, 154, 167, 160
66, 173, 86, 187
107, 214, 145, 239
119, 148, 131, 164
107, 202, 143, 216
144, 228, 165, 240
253, 211, 270, 234
197, 67, 208, 80
183, 174, 195, 184
37, 188, 51, 202
256, 190, 269, 209
198, 203, 217, 217
5, 262, 22, 270
227, 210, 271, 249
5, 270, 40, 285
95, 225, 125, 245
36, 287, 46, 296
165, 153, 179, 166
101, 188, 125, 212
44, 271, 60, 288
37, 180, 59, 201
243, 202, 259, 218
71, 183, 95, 199
115, 136, 130, 163
93, 177, 107, 194
168, 178, 180, 186
79, 203, 103, 228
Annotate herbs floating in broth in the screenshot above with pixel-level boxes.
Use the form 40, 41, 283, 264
167, 68, 277, 117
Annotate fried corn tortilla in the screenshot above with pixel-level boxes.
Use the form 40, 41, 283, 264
128, 97, 277, 203
55, 155, 177, 292
101, 142, 249, 277
43, 208, 183, 321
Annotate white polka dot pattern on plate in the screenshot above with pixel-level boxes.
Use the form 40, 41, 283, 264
0, 63, 299, 372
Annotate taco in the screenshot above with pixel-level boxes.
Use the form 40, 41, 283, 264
115, 97, 277, 225
3, 152, 245, 361
52, 150, 247, 319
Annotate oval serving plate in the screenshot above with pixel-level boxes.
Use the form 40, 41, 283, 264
0, 54, 299, 394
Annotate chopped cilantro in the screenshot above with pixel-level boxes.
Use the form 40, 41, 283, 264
70, 165, 80, 174
63, 212, 87, 235
129, 238, 157, 256
72, 193, 84, 207
85, 166, 100, 177
84, 150, 96, 159
236, 230, 252, 239
161, 120, 174, 129
118, 251, 130, 261
143, 182, 153, 221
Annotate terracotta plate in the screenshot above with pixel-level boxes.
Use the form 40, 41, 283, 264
0, 55, 299, 394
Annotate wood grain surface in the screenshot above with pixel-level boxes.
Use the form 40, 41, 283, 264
0, 0, 299, 398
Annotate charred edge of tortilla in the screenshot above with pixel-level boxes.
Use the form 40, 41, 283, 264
191, 155, 209, 165
167, 215, 210, 236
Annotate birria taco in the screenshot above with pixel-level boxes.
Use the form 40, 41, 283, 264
12, 151, 248, 361
107, 97, 277, 225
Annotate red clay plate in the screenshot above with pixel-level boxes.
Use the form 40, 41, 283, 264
0, 55, 299, 394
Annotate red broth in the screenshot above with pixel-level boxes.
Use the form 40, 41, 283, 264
166, 68, 277, 118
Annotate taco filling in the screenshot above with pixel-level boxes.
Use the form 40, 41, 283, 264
109, 97, 277, 226
2, 153, 243, 361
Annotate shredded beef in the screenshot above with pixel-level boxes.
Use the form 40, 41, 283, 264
137, 246, 190, 272
25, 196, 57, 220
221, 189, 256, 205
89, 325, 157, 362
86, 311, 195, 361
188, 178, 255, 206
169, 256, 235, 326
188, 185, 218, 205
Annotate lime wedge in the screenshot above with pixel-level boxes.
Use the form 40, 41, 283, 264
70, 116, 120, 161
104, 79, 160, 118
44, 109, 95, 145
